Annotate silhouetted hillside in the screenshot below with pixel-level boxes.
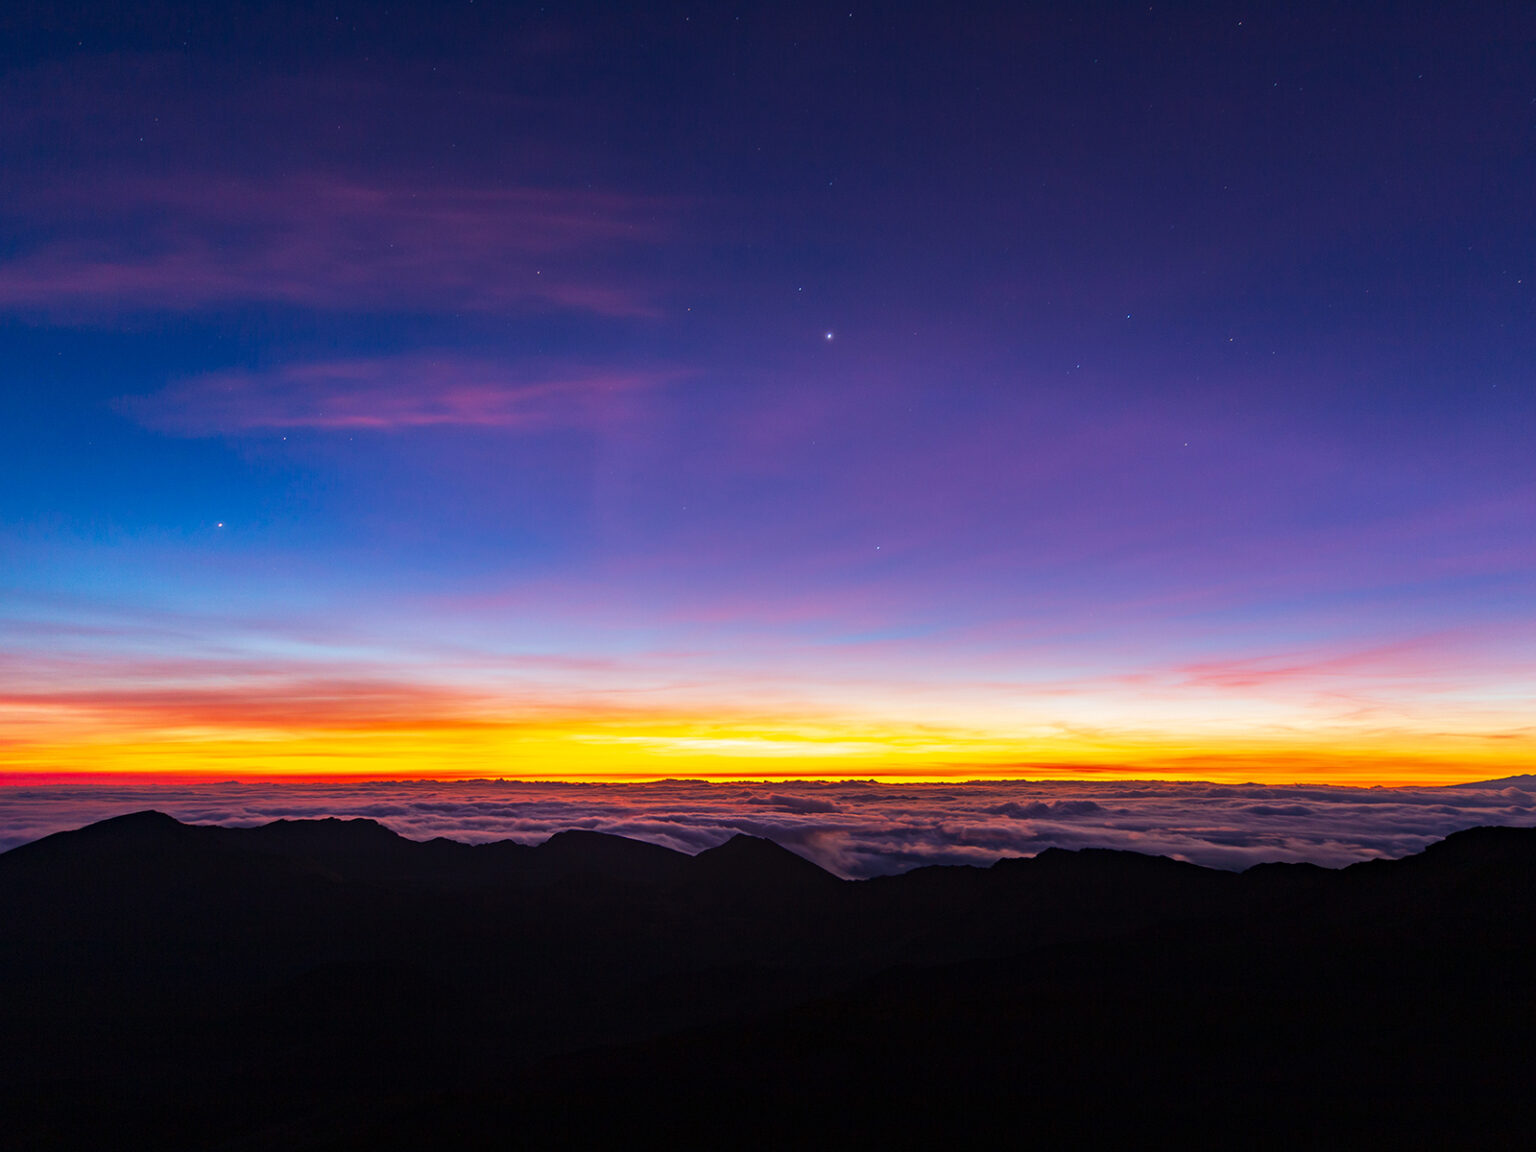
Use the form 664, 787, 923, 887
2, 814, 1534, 1150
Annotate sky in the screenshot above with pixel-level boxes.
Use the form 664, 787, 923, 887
2, 1, 1534, 786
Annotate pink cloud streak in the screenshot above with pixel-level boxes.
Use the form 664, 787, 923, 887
0, 174, 668, 318
124, 356, 670, 434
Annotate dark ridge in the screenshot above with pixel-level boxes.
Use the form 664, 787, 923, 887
465, 837, 537, 861
535, 827, 691, 881
1239, 858, 1333, 898
231, 817, 488, 889
230, 817, 420, 867
1242, 858, 1331, 877
240, 816, 404, 849
36, 807, 186, 841
83, 808, 185, 832
0, 808, 200, 863
1419, 823, 1536, 861
991, 846, 1238, 905
995, 844, 1223, 878
691, 834, 839, 886
1441, 774, 1536, 789
2, 816, 1535, 1149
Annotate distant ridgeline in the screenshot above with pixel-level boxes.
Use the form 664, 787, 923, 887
3, 812, 1535, 1149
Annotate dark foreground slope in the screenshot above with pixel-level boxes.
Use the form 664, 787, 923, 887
2, 815, 1534, 1150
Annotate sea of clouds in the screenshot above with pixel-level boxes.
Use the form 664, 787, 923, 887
5, 777, 1536, 877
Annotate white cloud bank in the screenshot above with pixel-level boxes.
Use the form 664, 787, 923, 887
5, 778, 1536, 878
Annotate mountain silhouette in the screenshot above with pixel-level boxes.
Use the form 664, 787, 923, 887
691, 832, 840, 887
2, 813, 1534, 1150
531, 826, 692, 883
1443, 773, 1536, 789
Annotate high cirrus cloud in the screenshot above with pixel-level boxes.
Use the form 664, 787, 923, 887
123, 356, 670, 434
3, 777, 1534, 878
0, 174, 667, 318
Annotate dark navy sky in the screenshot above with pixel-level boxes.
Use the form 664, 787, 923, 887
2, 1, 1533, 781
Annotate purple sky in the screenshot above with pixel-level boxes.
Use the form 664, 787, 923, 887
1, 2, 1534, 784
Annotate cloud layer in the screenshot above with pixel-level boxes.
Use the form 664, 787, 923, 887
4, 777, 1534, 878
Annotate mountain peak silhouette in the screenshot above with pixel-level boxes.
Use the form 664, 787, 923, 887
1443, 773, 1536, 790
1415, 823, 1536, 866
243, 815, 404, 849
994, 844, 1221, 883
8, 808, 195, 858
692, 833, 838, 886
535, 827, 690, 881
84, 809, 185, 834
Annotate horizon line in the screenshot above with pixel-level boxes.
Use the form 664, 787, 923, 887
4, 769, 1529, 789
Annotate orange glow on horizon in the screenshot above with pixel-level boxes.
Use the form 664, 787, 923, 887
8, 629, 1531, 790
2, 713, 1530, 788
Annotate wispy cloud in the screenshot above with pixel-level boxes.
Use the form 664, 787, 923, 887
0, 678, 494, 732
0, 174, 668, 318
124, 356, 670, 434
